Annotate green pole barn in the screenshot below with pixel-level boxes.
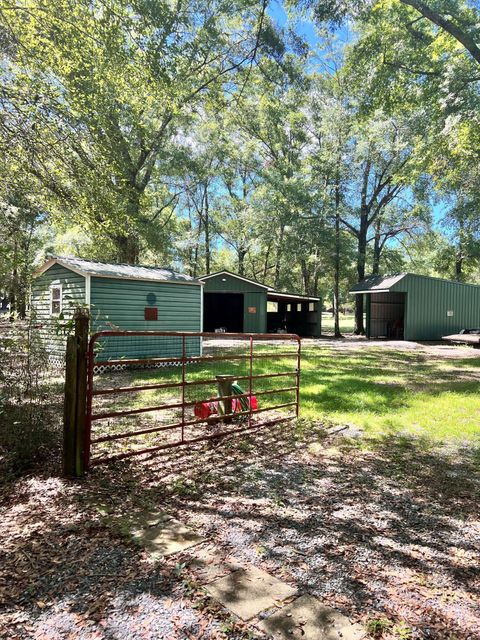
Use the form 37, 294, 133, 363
200, 270, 322, 337
32, 256, 203, 364
350, 273, 480, 341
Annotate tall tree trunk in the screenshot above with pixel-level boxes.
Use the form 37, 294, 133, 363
354, 160, 371, 336
204, 186, 211, 274
193, 213, 202, 278
114, 192, 141, 263
238, 248, 247, 276
18, 267, 27, 319
192, 243, 198, 278
301, 259, 310, 295
354, 211, 368, 335
333, 172, 341, 337
9, 238, 18, 319
274, 225, 285, 289
115, 233, 140, 263
372, 217, 382, 276
455, 249, 464, 281
262, 244, 271, 282
313, 270, 320, 297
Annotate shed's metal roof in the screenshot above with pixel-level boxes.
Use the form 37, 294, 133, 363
200, 270, 322, 300
350, 274, 406, 294
267, 291, 321, 302
200, 270, 272, 290
36, 256, 201, 285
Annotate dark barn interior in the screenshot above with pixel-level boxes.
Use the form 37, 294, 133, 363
267, 294, 321, 337
368, 292, 405, 339
203, 292, 244, 332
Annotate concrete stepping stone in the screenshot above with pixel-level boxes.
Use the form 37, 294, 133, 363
188, 545, 243, 582
128, 511, 204, 557
258, 595, 366, 640
205, 565, 296, 621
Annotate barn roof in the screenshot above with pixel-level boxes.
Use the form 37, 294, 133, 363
200, 270, 273, 290
349, 274, 407, 294
267, 291, 321, 302
200, 270, 322, 300
35, 256, 202, 285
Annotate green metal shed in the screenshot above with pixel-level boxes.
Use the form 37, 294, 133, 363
201, 271, 269, 333
32, 256, 203, 363
350, 273, 480, 341
200, 270, 322, 337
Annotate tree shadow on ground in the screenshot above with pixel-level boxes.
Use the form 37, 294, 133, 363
74, 420, 480, 637
2, 418, 479, 639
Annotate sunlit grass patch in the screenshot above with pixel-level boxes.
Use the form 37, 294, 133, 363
92, 344, 479, 453
321, 312, 355, 334
299, 347, 480, 443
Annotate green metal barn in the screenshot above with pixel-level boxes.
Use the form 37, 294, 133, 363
200, 270, 322, 337
350, 273, 480, 341
32, 256, 203, 363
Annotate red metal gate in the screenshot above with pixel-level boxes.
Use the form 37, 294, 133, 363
85, 331, 301, 468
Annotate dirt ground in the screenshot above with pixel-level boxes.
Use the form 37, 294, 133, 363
1, 340, 479, 640
2, 421, 479, 639
207, 334, 479, 359
314, 335, 480, 358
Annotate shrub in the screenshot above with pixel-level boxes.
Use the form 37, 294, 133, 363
0, 316, 62, 479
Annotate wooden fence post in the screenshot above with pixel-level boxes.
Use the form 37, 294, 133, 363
63, 307, 90, 477
63, 335, 78, 476
74, 308, 89, 476
216, 374, 235, 422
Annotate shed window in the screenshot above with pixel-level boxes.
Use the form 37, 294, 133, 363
267, 301, 278, 312
297, 303, 302, 312
309, 302, 316, 312
50, 285, 62, 316
286, 304, 291, 312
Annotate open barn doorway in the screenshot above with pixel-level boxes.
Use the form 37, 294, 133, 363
368, 292, 405, 339
203, 292, 244, 332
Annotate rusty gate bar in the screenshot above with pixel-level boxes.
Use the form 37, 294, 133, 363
181, 334, 186, 443
249, 336, 253, 430
91, 371, 297, 396
84, 331, 301, 469
90, 386, 299, 422
86, 352, 297, 368
296, 337, 301, 418
90, 417, 295, 467
90, 401, 298, 446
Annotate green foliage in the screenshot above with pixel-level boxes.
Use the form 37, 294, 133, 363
0, 317, 60, 478
1, 0, 273, 261
366, 616, 393, 637
341, 0, 480, 280
1, 0, 479, 326
0, 186, 44, 316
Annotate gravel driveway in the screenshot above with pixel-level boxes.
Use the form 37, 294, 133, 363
2, 419, 479, 640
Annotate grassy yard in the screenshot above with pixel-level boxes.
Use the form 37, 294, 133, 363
91, 342, 480, 461
321, 312, 356, 334
300, 346, 480, 443
2, 340, 480, 639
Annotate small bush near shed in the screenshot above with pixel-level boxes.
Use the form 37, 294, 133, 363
0, 318, 62, 479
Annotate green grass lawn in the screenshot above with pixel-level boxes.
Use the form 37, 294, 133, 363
299, 347, 480, 443
321, 313, 355, 334
94, 344, 480, 449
